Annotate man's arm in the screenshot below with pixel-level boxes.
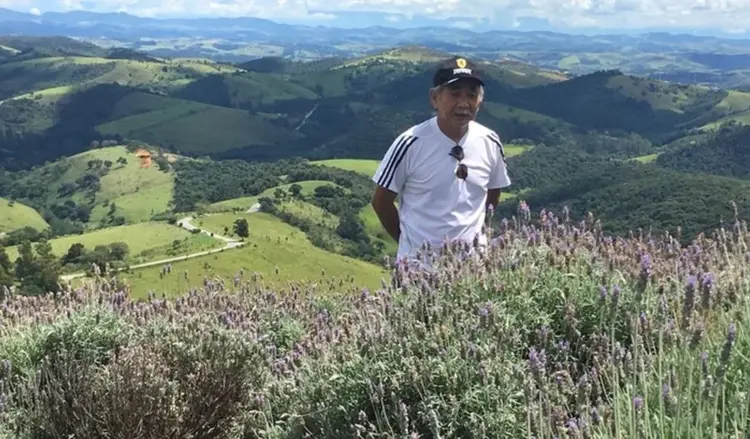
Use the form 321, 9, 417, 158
486, 131, 511, 211
486, 188, 502, 211
371, 187, 400, 241
370, 133, 417, 243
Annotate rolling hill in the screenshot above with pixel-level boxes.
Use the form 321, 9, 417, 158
3, 40, 750, 171
0, 52, 239, 102
3, 36, 750, 298
3, 8, 750, 89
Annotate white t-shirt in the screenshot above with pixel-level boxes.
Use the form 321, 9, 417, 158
372, 116, 511, 266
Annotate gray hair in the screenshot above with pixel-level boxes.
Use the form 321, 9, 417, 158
429, 83, 485, 112
430, 83, 485, 101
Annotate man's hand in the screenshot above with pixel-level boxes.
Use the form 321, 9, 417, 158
371, 186, 400, 242
486, 188, 502, 211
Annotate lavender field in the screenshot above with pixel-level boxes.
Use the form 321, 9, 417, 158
0, 204, 749, 438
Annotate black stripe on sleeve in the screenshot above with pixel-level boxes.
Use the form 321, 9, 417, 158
486, 132, 505, 159
377, 135, 417, 188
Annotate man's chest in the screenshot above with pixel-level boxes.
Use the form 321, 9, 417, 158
405, 142, 494, 201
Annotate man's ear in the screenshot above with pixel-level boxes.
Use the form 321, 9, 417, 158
429, 87, 438, 110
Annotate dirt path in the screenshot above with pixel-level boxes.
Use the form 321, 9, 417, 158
60, 216, 244, 282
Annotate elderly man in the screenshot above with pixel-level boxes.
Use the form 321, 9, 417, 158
370, 56, 511, 269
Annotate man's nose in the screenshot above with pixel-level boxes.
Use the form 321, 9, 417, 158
456, 93, 472, 105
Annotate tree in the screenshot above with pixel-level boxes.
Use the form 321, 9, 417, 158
258, 197, 276, 213
109, 242, 129, 261
62, 242, 85, 265
33, 240, 61, 294
336, 214, 369, 242
274, 188, 286, 201
0, 245, 13, 289
233, 218, 249, 238
14, 239, 61, 295
14, 240, 36, 283
288, 183, 302, 198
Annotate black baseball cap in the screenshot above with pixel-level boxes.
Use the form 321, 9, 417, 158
432, 56, 485, 88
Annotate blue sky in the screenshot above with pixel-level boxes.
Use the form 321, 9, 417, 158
4, 0, 750, 34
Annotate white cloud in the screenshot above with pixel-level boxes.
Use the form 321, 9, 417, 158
12, 0, 750, 31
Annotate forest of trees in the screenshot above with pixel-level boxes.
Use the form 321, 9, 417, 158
656, 122, 750, 179
497, 141, 750, 244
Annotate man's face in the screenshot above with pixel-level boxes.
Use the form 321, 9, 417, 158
431, 79, 483, 127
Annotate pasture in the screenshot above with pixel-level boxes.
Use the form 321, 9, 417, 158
0, 197, 49, 234
118, 212, 388, 298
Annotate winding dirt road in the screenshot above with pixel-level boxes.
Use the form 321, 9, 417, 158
60, 216, 244, 282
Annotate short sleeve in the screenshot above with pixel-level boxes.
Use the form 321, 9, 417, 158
372, 133, 418, 194
486, 132, 511, 189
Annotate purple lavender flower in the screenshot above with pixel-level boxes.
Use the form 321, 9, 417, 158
700, 272, 715, 310
611, 284, 621, 308
633, 396, 644, 410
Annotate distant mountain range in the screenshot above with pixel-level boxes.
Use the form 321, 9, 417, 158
2, 7, 750, 88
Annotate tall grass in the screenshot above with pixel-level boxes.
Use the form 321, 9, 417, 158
0, 203, 748, 438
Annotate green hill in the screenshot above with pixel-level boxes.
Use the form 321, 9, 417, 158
4, 145, 178, 230
0, 197, 49, 234
0, 55, 239, 102
0, 36, 107, 61
496, 145, 750, 243
96, 92, 301, 153
173, 72, 319, 110
499, 69, 745, 143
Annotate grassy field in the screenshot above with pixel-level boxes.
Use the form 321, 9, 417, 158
97, 94, 300, 153
714, 90, 750, 113
0, 197, 49, 234
631, 153, 661, 163
276, 199, 340, 229
605, 74, 698, 113
312, 159, 380, 177
701, 108, 750, 130
182, 73, 319, 109
313, 147, 530, 179
4, 221, 221, 264
117, 212, 388, 298
89, 182, 175, 225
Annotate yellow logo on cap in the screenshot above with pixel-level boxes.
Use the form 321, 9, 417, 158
456, 58, 467, 68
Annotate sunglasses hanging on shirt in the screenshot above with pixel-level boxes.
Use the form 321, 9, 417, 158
449, 145, 468, 180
